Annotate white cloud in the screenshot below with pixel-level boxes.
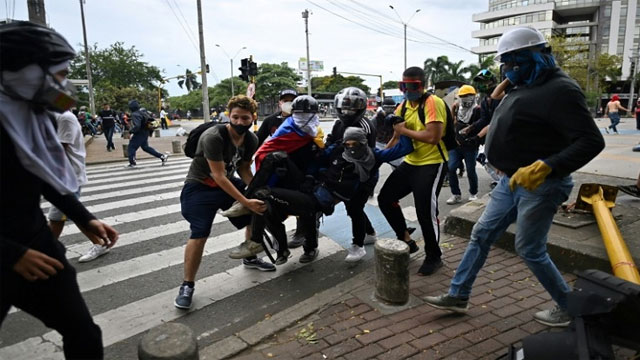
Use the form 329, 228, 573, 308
3, 0, 487, 100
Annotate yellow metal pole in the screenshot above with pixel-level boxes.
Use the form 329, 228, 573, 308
379, 75, 383, 103
582, 187, 640, 284
158, 87, 162, 115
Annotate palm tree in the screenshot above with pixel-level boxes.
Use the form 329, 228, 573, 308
446, 59, 470, 82
177, 69, 201, 92
424, 56, 451, 85
465, 55, 498, 83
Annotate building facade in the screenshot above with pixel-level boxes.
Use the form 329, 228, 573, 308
472, 0, 640, 78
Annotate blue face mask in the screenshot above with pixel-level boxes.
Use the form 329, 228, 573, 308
501, 48, 556, 86
404, 91, 422, 101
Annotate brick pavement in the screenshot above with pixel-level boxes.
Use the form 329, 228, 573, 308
84, 131, 187, 165
231, 234, 576, 360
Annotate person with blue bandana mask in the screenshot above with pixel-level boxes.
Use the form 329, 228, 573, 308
424, 27, 605, 327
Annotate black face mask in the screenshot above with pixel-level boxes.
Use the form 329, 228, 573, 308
346, 144, 367, 159
230, 123, 251, 135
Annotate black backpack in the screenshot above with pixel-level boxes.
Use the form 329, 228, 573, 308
400, 93, 457, 161
183, 122, 226, 158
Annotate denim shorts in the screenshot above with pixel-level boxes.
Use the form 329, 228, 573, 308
47, 187, 82, 221
180, 178, 251, 239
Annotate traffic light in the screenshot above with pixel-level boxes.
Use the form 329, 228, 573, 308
248, 60, 258, 76
238, 58, 249, 82
333, 67, 337, 77
205, 64, 210, 73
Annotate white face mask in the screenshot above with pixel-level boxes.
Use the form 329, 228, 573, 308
280, 101, 293, 115
1, 64, 44, 100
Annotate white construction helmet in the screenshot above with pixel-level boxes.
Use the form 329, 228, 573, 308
496, 27, 547, 61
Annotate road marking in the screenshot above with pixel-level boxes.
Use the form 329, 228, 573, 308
86, 167, 189, 185
43, 190, 182, 214
80, 174, 187, 194
85, 157, 191, 174
87, 162, 190, 180
0, 238, 343, 359
41, 181, 185, 208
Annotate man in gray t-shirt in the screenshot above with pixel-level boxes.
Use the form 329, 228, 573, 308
175, 96, 270, 310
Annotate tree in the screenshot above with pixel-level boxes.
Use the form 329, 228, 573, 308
167, 77, 248, 113
254, 63, 301, 102
69, 42, 162, 111
177, 69, 201, 92
382, 80, 399, 89
311, 75, 370, 94
465, 55, 499, 83
423, 56, 453, 85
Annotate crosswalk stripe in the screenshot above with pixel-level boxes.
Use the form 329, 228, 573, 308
41, 181, 185, 208
87, 162, 190, 180
84, 157, 191, 174
0, 238, 343, 359
85, 167, 188, 185
80, 174, 186, 194
59, 204, 183, 237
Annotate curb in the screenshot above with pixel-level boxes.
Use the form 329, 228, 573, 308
199, 271, 372, 360
83, 135, 94, 148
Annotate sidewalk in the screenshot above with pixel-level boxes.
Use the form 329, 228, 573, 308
84, 131, 187, 165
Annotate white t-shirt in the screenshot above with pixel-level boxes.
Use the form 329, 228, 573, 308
55, 111, 88, 186
160, 109, 167, 118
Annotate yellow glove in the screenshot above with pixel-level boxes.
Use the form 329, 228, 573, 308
509, 160, 552, 192
313, 127, 325, 149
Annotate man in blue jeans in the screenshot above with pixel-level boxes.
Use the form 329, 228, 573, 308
424, 27, 605, 327
125, 100, 168, 168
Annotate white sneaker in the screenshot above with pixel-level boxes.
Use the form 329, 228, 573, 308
220, 201, 251, 218
468, 194, 478, 201
161, 153, 169, 166
78, 244, 110, 263
363, 233, 377, 245
345, 245, 366, 262
446, 195, 462, 205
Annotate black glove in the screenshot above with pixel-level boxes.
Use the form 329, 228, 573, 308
385, 114, 404, 126
463, 136, 479, 147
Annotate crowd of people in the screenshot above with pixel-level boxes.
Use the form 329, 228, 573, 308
0, 20, 620, 359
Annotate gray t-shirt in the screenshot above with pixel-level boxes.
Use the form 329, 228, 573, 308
185, 124, 258, 186
55, 111, 88, 186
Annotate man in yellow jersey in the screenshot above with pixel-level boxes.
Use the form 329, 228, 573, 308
377, 66, 448, 276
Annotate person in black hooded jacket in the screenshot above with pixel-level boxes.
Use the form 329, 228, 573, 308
126, 99, 168, 168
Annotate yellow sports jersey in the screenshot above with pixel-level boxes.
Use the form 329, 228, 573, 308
395, 94, 449, 165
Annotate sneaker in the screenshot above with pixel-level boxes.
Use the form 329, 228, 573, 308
78, 244, 110, 263
363, 233, 377, 245
417, 258, 443, 276
174, 284, 194, 309
243, 257, 276, 272
446, 195, 462, 205
124, 163, 137, 169
288, 232, 305, 248
442, 178, 450, 187
533, 306, 571, 327
406, 239, 419, 254
161, 154, 169, 166
345, 245, 366, 262
299, 249, 319, 263
275, 249, 291, 265
220, 201, 251, 218
423, 294, 469, 313
618, 185, 640, 198
468, 194, 478, 201
107, 148, 112, 152
604, 127, 610, 134
228, 240, 264, 259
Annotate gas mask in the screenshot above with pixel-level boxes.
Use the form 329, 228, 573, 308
36, 74, 78, 112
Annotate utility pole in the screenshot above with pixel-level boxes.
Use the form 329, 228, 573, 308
302, 9, 312, 96
215, 44, 246, 97
27, 0, 46, 25
196, 0, 210, 122
389, 6, 420, 70
79, 0, 95, 116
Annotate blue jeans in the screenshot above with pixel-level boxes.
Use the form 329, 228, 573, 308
128, 132, 163, 165
448, 175, 573, 309
448, 147, 478, 196
104, 126, 115, 150
608, 112, 621, 132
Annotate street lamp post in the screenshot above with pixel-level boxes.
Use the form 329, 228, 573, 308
215, 44, 246, 97
389, 5, 420, 70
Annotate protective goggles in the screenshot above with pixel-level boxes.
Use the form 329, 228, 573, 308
399, 80, 423, 92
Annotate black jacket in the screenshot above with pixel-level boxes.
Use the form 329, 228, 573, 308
485, 69, 605, 177
325, 117, 376, 148
256, 112, 285, 146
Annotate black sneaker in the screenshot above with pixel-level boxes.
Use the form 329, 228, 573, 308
423, 294, 468, 313
417, 258, 443, 276
406, 239, 419, 254
288, 233, 305, 248
174, 284, 194, 309
161, 154, 169, 166
275, 250, 291, 265
243, 257, 276, 272
618, 185, 640, 198
299, 249, 319, 263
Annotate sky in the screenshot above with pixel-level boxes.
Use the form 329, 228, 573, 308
2, 0, 488, 97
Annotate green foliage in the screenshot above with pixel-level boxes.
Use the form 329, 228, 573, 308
177, 69, 201, 92
466, 56, 500, 83
424, 55, 499, 85
254, 63, 301, 102
69, 42, 162, 112
382, 80, 399, 89
311, 75, 370, 94
167, 78, 248, 111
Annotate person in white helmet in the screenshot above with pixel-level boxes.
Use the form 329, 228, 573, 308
424, 27, 605, 327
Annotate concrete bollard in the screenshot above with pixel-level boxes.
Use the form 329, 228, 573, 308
154, 129, 161, 138
123, 130, 130, 139
122, 143, 129, 158
374, 238, 410, 305
172, 140, 182, 154
138, 323, 198, 360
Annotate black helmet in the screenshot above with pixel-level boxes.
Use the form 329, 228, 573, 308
291, 95, 318, 114
0, 21, 76, 72
334, 87, 367, 115
473, 69, 497, 84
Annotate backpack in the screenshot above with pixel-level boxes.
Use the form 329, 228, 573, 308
183, 122, 225, 158
142, 111, 158, 130
400, 93, 457, 161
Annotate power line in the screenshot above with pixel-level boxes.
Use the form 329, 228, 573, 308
164, 0, 199, 52
171, 0, 198, 45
